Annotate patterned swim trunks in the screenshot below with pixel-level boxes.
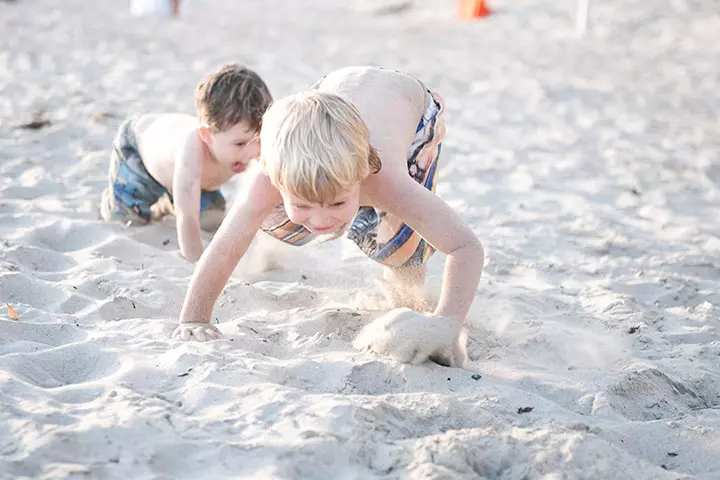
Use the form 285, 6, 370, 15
100, 118, 225, 224
260, 89, 446, 269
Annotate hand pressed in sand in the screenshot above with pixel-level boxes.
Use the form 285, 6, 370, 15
172, 322, 222, 342
353, 308, 468, 367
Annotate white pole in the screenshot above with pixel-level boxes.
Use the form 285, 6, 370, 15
577, 0, 591, 35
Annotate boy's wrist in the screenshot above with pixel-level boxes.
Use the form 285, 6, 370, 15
431, 309, 464, 323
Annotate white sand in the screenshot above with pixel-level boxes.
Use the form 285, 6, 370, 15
1, 0, 719, 478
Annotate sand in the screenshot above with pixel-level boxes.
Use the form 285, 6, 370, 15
1, 0, 719, 478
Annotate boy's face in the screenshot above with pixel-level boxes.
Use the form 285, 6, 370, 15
204, 121, 260, 174
281, 184, 361, 235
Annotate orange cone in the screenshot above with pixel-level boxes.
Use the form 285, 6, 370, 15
459, 0, 492, 19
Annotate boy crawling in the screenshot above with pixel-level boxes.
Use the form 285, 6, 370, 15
100, 64, 272, 261
174, 66, 484, 366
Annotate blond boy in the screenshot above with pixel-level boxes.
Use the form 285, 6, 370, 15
100, 64, 272, 261
174, 66, 484, 362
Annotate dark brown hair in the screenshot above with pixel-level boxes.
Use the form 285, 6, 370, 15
195, 63, 272, 132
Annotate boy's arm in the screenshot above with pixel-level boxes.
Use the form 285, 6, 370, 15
175, 168, 281, 340
172, 141, 204, 262
371, 174, 484, 322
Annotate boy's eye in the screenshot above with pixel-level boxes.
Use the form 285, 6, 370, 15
294, 205, 310, 210
235, 142, 247, 147
331, 201, 346, 208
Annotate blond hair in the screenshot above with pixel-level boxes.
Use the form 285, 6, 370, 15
260, 91, 381, 204
195, 63, 272, 133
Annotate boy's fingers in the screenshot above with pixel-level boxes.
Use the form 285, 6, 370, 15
172, 324, 222, 342
194, 328, 208, 342
180, 328, 191, 341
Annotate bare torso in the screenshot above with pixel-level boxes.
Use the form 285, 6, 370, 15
133, 113, 234, 193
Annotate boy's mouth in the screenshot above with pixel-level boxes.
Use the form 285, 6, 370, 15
310, 224, 336, 233
232, 162, 247, 173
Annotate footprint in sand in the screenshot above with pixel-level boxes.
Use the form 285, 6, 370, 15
0, 243, 78, 274
15, 219, 114, 253
0, 322, 87, 355
0, 338, 122, 390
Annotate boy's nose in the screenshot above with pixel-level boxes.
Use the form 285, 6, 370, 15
311, 213, 331, 226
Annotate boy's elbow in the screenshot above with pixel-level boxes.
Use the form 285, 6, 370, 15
462, 234, 484, 268
473, 237, 485, 260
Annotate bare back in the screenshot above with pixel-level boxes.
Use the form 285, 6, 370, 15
313, 67, 429, 201
133, 113, 233, 193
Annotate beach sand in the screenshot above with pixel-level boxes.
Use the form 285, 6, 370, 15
1, 0, 719, 478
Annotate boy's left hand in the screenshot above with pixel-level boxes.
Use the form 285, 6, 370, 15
353, 308, 467, 367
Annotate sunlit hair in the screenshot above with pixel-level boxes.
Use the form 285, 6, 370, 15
260, 91, 381, 204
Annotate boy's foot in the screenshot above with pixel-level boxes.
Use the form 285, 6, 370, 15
100, 188, 150, 226
150, 193, 175, 221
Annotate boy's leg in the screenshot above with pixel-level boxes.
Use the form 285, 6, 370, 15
347, 207, 435, 311
99, 121, 162, 226
99, 148, 150, 225
100, 187, 151, 225
384, 264, 426, 290
382, 263, 433, 312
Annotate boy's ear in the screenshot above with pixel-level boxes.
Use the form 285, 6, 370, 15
198, 125, 212, 144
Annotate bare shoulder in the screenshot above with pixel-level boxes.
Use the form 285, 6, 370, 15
135, 114, 199, 159
133, 113, 197, 142
134, 114, 202, 188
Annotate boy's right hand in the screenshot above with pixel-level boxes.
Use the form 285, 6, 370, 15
353, 308, 467, 367
172, 322, 222, 342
